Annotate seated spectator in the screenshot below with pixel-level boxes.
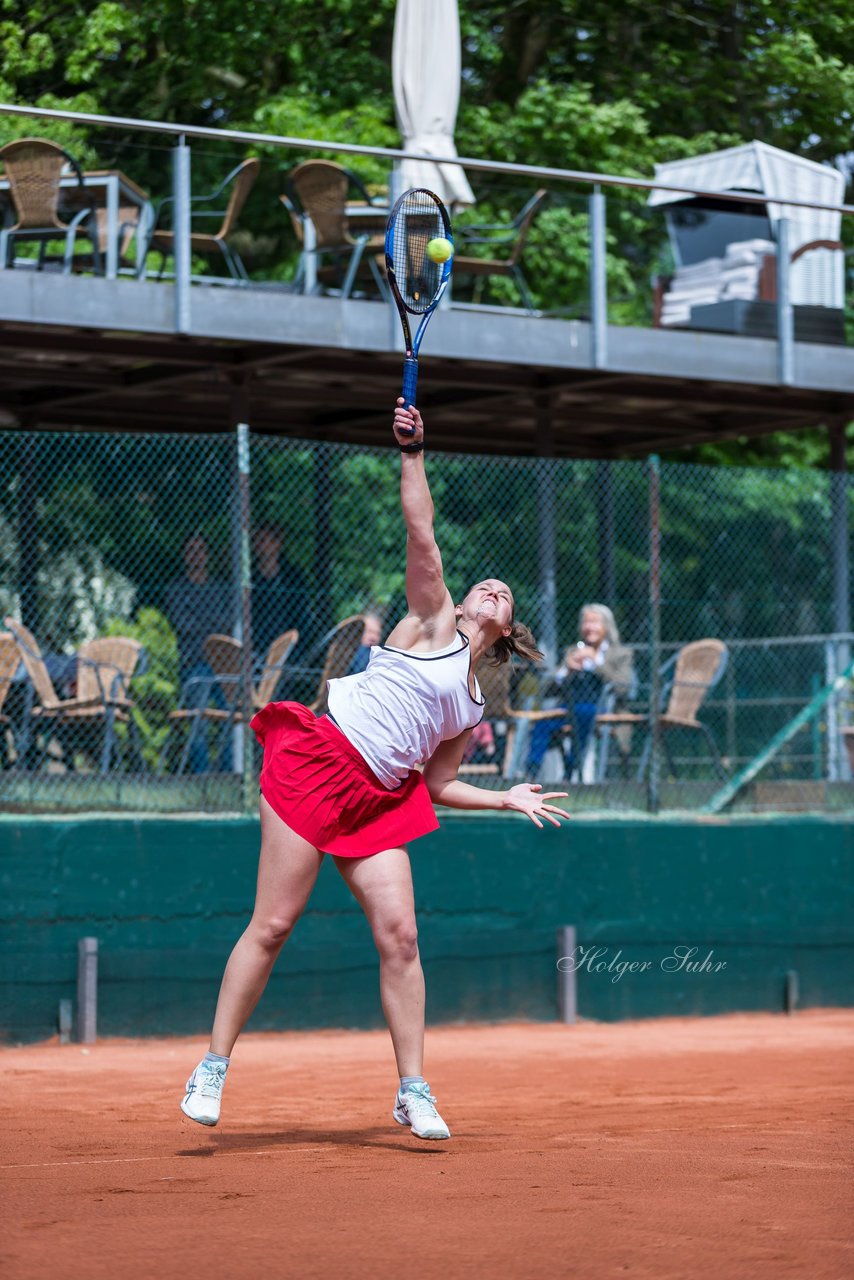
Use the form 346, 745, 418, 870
528, 603, 634, 778
164, 533, 233, 772
252, 524, 316, 661
348, 612, 384, 675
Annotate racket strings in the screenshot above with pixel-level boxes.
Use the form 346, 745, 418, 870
390, 190, 444, 314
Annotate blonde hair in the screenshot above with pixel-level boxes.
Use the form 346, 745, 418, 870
579, 602, 621, 646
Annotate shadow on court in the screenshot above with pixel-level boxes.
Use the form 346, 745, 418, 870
176, 1124, 443, 1157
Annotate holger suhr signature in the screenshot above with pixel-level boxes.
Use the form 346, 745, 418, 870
557, 945, 727, 984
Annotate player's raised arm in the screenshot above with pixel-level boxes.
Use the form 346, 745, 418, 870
393, 399, 453, 629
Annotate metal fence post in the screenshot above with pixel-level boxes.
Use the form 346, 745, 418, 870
77, 936, 98, 1044
314, 444, 333, 640
776, 217, 793, 386
172, 135, 192, 335
387, 164, 404, 347
589, 185, 608, 370
825, 640, 839, 781
557, 925, 578, 1024
647, 455, 662, 813
725, 652, 737, 769
17, 430, 39, 630
535, 393, 558, 668
595, 459, 616, 602
231, 394, 255, 812
303, 215, 317, 295
785, 969, 799, 1014
830, 424, 851, 780
58, 998, 73, 1045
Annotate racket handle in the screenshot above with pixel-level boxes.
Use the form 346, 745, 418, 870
401, 358, 418, 417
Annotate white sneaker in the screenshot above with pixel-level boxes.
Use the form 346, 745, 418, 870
393, 1081, 451, 1140
180, 1058, 228, 1126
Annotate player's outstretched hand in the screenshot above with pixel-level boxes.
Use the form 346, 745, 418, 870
394, 397, 424, 446
503, 783, 569, 829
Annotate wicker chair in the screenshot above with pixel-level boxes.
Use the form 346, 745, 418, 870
143, 157, 260, 283
282, 161, 387, 298
162, 629, 301, 773
0, 631, 19, 756
205, 629, 301, 712
70, 205, 143, 275
842, 726, 854, 774
254, 629, 299, 708
74, 636, 146, 771
308, 615, 367, 715
214, 630, 302, 710
4, 619, 143, 772
452, 189, 548, 313
159, 633, 242, 774
596, 638, 729, 780
458, 659, 569, 779
0, 138, 102, 273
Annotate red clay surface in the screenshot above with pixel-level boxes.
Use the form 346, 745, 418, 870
2, 1011, 852, 1280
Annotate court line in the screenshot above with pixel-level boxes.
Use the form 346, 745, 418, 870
0, 1149, 307, 1170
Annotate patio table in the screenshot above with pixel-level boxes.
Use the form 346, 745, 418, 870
0, 168, 153, 279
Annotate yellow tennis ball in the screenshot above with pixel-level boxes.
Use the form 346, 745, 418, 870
426, 237, 453, 264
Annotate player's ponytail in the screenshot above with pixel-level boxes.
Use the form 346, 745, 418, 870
486, 620, 543, 667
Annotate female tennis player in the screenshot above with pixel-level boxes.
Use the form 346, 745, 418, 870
181, 399, 568, 1140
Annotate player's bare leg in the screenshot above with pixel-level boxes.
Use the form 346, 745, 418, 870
181, 796, 323, 1125
334, 846, 450, 1139
334, 845, 424, 1073
211, 796, 324, 1054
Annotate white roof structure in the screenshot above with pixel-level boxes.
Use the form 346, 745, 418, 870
650, 142, 845, 308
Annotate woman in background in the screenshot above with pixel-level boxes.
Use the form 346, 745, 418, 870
528, 603, 634, 778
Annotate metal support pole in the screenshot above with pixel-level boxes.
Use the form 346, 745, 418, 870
231, 386, 255, 811
647, 455, 662, 814
535, 393, 558, 668
314, 444, 333, 640
776, 217, 793, 386
104, 174, 119, 280
595, 460, 616, 602
77, 936, 98, 1044
825, 641, 839, 781
17, 428, 39, 630
303, 215, 317, 295
784, 970, 799, 1014
556, 925, 578, 1024
725, 651, 737, 768
58, 998, 73, 1045
589, 185, 608, 370
388, 163, 405, 347
829, 424, 851, 637
830, 423, 851, 781
172, 135, 192, 335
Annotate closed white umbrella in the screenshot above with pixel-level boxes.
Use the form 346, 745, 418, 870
392, 0, 476, 208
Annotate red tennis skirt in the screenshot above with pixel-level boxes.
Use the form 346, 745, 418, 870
250, 700, 439, 858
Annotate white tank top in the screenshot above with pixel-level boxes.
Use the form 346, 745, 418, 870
327, 631, 485, 789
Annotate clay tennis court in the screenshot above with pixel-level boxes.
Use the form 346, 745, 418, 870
2, 1010, 852, 1279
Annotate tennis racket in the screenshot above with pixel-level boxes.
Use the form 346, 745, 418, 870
385, 188, 453, 429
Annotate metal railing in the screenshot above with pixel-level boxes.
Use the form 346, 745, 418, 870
0, 103, 851, 380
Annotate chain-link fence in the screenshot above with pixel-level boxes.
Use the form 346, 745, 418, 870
0, 429, 851, 815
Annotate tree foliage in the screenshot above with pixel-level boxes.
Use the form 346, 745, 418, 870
0, 0, 851, 463
2, 1, 850, 155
